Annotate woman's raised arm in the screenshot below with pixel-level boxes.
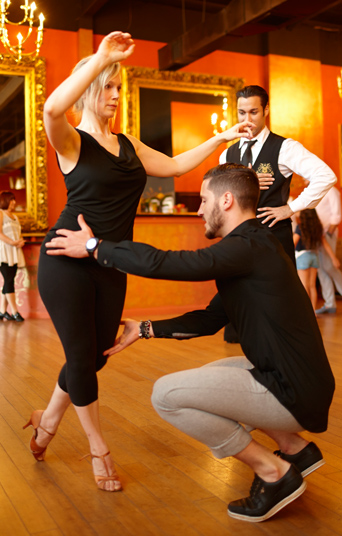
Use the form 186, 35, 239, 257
43, 32, 135, 157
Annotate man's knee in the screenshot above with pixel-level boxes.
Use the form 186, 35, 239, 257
151, 374, 175, 414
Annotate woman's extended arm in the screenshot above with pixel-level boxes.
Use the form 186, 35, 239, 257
293, 232, 300, 248
322, 236, 340, 269
127, 121, 255, 178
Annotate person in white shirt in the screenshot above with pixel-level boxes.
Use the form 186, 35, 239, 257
220, 85, 337, 342
315, 186, 342, 314
219, 85, 337, 265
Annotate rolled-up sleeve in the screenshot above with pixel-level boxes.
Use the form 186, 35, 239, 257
279, 138, 337, 213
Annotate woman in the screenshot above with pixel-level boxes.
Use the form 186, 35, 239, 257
23, 31, 255, 492
293, 208, 340, 311
0, 191, 25, 322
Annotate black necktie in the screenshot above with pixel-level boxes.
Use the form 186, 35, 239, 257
241, 140, 257, 167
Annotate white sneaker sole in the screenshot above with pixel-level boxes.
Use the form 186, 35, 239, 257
228, 480, 307, 523
302, 458, 325, 478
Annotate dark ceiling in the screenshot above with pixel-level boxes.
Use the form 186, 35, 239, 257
4, 0, 342, 68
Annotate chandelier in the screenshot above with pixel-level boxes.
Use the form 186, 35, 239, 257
0, 0, 44, 62
211, 97, 228, 135
338, 69, 342, 99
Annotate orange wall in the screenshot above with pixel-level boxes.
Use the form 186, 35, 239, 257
321, 64, 342, 181
41, 29, 78, 228
171, 102, 223, 192
268, 55, 324, 159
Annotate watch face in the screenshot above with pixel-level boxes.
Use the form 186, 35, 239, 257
87, 237, 98, 252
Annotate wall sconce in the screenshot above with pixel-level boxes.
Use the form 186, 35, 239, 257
337, 69, 342, 99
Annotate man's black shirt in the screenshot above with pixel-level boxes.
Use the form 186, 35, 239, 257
98, 219, 335, 433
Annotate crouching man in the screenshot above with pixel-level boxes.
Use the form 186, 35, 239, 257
45, 164, 335, 523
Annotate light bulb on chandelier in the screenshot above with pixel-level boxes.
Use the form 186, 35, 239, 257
211, 97, 228, 135
0, 0, 44, 63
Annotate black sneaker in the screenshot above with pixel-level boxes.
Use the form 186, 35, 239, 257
228, 464, 306, 523
274, 442, 324, 477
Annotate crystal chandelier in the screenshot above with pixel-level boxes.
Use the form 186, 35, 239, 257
0, 0, 44, 62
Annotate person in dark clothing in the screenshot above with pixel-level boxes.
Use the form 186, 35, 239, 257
220, 84, 336, 341
45, 163, 335, 522
23, 32, 256, 492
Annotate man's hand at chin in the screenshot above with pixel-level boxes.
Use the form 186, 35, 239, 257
45, 214, 96, 258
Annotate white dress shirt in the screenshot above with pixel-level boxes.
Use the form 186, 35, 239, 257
219, 126, 337, 213
316, 186, 342, 233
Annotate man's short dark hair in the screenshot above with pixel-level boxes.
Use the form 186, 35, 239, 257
203, 163, 260, 213
236, 85, 269, 110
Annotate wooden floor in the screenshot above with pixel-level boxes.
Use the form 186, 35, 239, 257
0, 303, 341, 536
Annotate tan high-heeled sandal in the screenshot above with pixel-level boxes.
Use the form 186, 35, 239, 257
81, 451, 122, 492
23, 410, 55, 461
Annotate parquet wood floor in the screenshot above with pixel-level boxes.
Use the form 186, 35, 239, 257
0, 303, 341, 535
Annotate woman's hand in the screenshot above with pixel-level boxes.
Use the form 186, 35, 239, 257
97, 31, 135, 63
218, 121, 256, 143
16, 238, 25, 248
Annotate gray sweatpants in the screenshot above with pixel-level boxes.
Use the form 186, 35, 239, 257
151, 356, 303, 458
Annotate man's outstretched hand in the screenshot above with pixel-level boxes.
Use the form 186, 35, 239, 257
104, 318, 142, 356
45, 214, 94, 258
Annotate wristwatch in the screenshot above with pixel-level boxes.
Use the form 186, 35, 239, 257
86, 237, 100, 257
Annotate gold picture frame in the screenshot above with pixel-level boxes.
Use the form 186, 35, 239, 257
120, 65, 244, 138
0, 55, 47, 232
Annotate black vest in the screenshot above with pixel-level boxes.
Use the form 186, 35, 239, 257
226, 132, 292, 229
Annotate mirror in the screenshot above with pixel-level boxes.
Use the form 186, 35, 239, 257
120, 66, 243, 213
0, 55, 47, 232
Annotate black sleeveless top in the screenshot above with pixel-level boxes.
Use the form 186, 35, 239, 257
44, 130, 147, 247
227, 131, 292, 229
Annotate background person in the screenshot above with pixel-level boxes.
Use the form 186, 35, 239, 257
45, 164, 334, 522
23, 31, 256, 493
315, 185, 342, 314
293, 208, 340, 311
0, 191, 25, 322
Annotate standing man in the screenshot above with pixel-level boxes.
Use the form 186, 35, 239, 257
316, 185, 342, 314
219, 85, 337, 265
45, 164, 335, 523
219, 85, 337, 341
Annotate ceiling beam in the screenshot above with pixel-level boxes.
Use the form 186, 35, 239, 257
77, 0, 108, 28
158, 0, 288, 70
80, 0, 108, 16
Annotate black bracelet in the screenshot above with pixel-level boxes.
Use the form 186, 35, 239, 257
139, 320, 152, 339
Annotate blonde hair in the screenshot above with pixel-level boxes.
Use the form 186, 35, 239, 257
72, 55, 121, 115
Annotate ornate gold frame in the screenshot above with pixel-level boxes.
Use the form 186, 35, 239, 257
120, 66, 244, 138
0, 55, 47, 232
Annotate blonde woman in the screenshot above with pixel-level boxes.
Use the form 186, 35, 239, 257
23, 31, 255, 492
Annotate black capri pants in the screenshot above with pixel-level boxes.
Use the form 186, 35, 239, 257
0, 263, 18, 294
38, 252, 127, 407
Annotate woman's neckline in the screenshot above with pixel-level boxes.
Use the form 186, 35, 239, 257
77, 128, 121, 158
4, 210, 16, 220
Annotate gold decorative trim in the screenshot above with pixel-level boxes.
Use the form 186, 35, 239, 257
0, 55, 47, 232
120, 66, 244, 138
